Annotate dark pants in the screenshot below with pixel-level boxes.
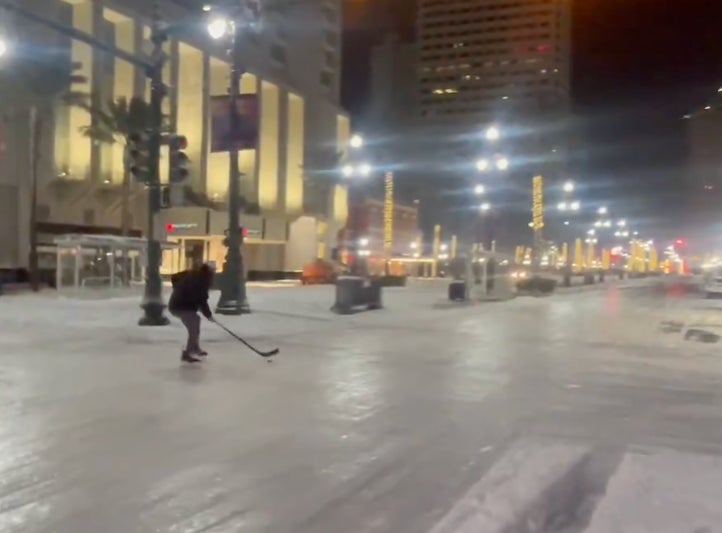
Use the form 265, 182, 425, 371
172, 310, 201, 353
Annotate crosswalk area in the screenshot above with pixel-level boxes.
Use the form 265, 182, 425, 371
429, 439, 722, 533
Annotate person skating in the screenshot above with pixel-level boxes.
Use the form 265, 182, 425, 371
168, 263, 215, 363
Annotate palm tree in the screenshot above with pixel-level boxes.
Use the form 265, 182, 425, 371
64, 95, 160, 239
64, 95, 167, 287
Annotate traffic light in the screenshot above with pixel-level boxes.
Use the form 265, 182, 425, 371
126, 131, 150, 182
222, 227, 248, 248
168, 134, 190, 184
160, 185, 170, 208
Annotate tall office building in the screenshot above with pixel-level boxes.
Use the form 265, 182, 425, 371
416, 0, 571, 125
684, 102, 722, 244
0, 0, 349, 277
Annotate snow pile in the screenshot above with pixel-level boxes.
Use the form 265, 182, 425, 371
428, 441, 590, 533
585, 450, 722, 532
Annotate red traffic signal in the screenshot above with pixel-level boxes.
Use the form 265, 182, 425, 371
168, 134, 188, 150
675, 238, 686, 246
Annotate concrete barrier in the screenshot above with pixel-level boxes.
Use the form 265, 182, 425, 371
331, 276, 383, 314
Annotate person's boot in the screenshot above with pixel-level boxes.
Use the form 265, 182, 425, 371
181, 350, 202, 363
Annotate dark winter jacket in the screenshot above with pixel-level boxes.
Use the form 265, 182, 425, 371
168, 265, 214, 318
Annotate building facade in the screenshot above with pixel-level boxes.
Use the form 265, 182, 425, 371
685, 104, 722, 245
416, 0, 571, 125
343, 197, 421, 257
0, 0, 349, 276
367, 33, 418, 135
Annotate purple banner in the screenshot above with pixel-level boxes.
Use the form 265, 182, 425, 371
210, 94, 259, 153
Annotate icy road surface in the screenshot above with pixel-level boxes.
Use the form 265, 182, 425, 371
2, 279, 722, 531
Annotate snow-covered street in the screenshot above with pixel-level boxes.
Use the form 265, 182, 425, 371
2, 279, 722, 532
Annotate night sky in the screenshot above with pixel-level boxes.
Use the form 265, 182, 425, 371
341, 0, 722, 239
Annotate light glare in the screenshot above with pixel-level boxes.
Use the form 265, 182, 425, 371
476, 158, 489, 172
207, 17, 230, 39
485, 126, 500, 141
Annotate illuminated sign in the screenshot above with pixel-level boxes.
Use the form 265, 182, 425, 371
166, 223, 198, 232
384, 171, 394, 251
532, 175, 544, 230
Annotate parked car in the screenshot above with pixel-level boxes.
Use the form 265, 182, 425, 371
301, 259, 346, 285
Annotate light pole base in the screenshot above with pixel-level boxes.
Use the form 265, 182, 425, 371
138, 302, 170, 326
215, 298, 251, 315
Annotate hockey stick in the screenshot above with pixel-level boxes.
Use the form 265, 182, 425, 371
213, 319, 280, 358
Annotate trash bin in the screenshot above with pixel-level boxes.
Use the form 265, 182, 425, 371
448, 280, 466, 301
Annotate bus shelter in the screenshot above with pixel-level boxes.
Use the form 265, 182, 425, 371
53, 234, 179, 291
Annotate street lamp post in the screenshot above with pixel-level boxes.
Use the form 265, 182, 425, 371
209, 8, 251, 315
339, 137, 371, 276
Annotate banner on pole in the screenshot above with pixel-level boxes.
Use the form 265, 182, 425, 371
210, 94, 259, 152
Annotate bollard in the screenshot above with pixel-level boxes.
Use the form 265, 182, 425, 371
448, 280, 467, 301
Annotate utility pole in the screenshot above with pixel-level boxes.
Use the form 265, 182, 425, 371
28, 106, 40, 291
138, 2, 170, 326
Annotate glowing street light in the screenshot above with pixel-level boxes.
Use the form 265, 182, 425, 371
476, 158, 489, 172
597, 206, 608, 215
480, 202, 491, 212
496, 157, 509, 171
563, 220, 570, 226
358, 163, 372, 176
557, 202, 568, 211
563, 181, 574, 193
341, 164, 354, 178
485, 126, 500, 141
207, 16, 231, 39
570, 200, 580, 211
617, 219, 626, 227
587, 229, 596, 236
603, 220, 612, 228
474, 184, 485, 195
350, 134, 364, 149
